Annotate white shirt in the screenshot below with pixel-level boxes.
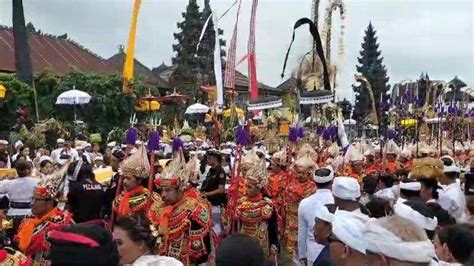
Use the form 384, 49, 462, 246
297, 188, 334, 263
438, 182, 467, 223
0, 177, 39, 216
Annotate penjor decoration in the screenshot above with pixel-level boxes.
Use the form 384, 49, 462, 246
122, 0, 142, 95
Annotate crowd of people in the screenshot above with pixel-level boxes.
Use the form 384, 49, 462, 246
0, 134, 472, 266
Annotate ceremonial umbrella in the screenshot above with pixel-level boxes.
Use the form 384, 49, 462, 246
185, 103, 210, 114
55, 88, 91, 121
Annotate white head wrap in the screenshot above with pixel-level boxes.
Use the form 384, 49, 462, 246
14, 140, 23, 150
0, 140, 8, 145
332, 176, 361, 201
39, 156, 53, 165
332, 210, 368, 254
315, 204, 334, 223
313, 166, 334, 184
399, 181, 421, 191
393, 202, 437, 231
57, 138, 65, 144
364, 220, 436, 263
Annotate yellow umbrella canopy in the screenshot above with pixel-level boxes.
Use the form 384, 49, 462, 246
223, 108, 245, 118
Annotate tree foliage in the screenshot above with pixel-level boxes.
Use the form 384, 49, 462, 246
0, 68, 158, 143
352, 23, 390, 121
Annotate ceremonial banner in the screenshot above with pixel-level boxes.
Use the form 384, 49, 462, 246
248, 0, 259, 100
213, 14, 224, 106
224, 0, 243, 91
122, 0, 142, 94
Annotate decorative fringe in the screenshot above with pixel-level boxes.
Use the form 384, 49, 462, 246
125, 127, 138, 145
235, 126, 249, 145
172, 137, 183, 154
289, 127, 298, 143
281, 18, 331, 91
147, 131, 160, 151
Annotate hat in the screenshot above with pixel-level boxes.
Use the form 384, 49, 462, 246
39, 156, 53, 165
345, 145, 364, 162
399, 180, 421, 191
14, 140, 23, 150
385, 139, 400, 155
398, 147, 412, 159
297, 144, 318, 163
57, 138, 65, 144
409, 158, 444, 180
332, 210, 368, 254
272, 149, 287, 166
84, 143, 92, 148
327, 143, 340, 157
107, 142, 116, 148
364, 218, 436, 263
315, 204, 334, 223
393, 202, 437, 231
313, 166, 334, 183
120, 146, 150, 178
440, 155, 461, 173
241, 150, 261, 173
295, 155, 316, 170
47, 221, 119, 265
454, 141, 464, 153
0, 140, 8, 145
36, 160, 72, 199
155, 155, 189, 190
245, 158, 268, 189
121, 144, 127, 149
332, 176, 361, 201
94, 156, 104, 162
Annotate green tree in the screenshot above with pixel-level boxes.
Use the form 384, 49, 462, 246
171, 0, 225, 103
352, 23, 390, 121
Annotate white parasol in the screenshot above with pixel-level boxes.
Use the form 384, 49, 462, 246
55, 87, 91, 121
185, 103, 209, 114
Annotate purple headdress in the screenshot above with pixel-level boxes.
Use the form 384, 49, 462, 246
125, 113, 138, 145
148, 131, 160, 151
235, 126, 249, 146
297, 127, 304, 139
316, 125, 325, 135
289, 127, 298, 143
322, 129, 332, 141
386, 129, 397, 140
147, 118, 161, 151
172, 137, 183, 154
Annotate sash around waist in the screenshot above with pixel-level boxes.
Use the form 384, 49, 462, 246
10, 201, 31, 209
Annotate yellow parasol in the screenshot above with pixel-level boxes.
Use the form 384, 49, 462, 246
223, 108, 245, 118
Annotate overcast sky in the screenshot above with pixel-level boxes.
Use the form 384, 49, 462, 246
1, 0, 472, 100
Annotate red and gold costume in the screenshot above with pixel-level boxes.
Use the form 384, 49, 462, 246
15, 208, 73, 264
282, 177, 316, 257
235, 194, 277, 256
342, 165, 364, 181
150, 153, 211, 265
0, 247, 31, 266
15, 172, 74, 265
234, 156, 278, 257
113, 145, 152, 219
113, 185, 152, 218
282, 152, 317, 259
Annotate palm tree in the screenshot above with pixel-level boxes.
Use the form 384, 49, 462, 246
12, 0, 33, 84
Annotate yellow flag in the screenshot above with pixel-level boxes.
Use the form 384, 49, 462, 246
122, 0, 142, 94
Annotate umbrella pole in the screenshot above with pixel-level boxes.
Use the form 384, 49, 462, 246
74, 103, 77, 122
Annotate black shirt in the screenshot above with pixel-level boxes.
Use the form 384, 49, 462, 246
67, 178, 104, 223
313, 245, 333, 266
200, 166, 227, 206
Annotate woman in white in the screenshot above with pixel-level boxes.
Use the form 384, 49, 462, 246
113, 214, 182, 266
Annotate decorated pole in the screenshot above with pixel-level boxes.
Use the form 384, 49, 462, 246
147, 118, 160, 191
122, 0, 142, 95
